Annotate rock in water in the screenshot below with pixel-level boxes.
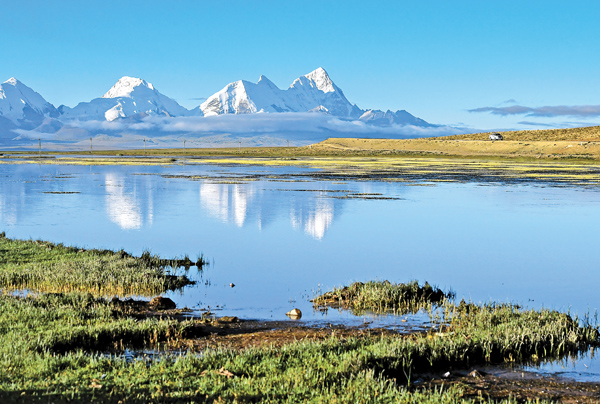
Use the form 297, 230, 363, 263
286, 308, 302, 319
149, 296, 176, 310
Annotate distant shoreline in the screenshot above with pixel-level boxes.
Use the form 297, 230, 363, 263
5, 125, 600, 162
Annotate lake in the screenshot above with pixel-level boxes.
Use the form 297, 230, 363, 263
2, 160, 599, 318
1, 159, 600, 377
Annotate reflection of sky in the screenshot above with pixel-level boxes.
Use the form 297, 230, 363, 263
523, 349, 600, 383
3, 162, 600, 380
1, 162, 600, 327
0, 191, 17, 226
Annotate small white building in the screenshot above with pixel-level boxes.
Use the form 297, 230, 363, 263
489, 133, 503, 141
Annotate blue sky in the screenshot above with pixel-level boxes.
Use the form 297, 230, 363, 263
2, 0, 600, 132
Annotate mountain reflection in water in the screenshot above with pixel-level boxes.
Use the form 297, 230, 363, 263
105, 173, 150, 230
198, 182, 337, 240
1, 162, 600, 328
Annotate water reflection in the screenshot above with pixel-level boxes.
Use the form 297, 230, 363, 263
199, 183, 255, 228
0, 190, 17, 226
0, 166, 346, 240
290, 197, 334, 240
2, 162, 600, 325
104, 173, 147, 230
198, 182, 343, 239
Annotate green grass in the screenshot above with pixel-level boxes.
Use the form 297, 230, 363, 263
312, 280, 454, 314
0, 235, 596, 402
0, 233, 200, 296
0, 291, 593, 403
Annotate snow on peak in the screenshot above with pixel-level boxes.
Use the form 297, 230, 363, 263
3, 77, 19, 86
199, 68, 364, 118
257, 75, 277, 88
60, 76, 188, 121
102, 76, 155, 98
0, 77, 58, 124
303, 67, 335, 93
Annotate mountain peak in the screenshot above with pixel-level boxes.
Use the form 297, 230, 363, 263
0, 77, 58, 122
3, 77, 20, 86
257, 75, 279, 89
102, 76, 155, 99
304, 67, 335, 93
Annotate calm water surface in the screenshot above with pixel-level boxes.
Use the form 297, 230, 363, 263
1, 161, 600, 377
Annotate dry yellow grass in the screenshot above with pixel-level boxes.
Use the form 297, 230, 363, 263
437, 125, 600, 141
313, 130, 600, 160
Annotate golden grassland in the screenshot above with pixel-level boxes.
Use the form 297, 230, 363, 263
312, 137, 600, 161
313, 125, 600, 160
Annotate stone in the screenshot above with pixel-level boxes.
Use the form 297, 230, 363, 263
286, 308, 302, 319
149, 296, 176, 310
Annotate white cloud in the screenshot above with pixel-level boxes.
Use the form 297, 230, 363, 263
6, 113, 465, 150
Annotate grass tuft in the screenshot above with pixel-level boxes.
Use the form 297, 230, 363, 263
312, 280, 454, 314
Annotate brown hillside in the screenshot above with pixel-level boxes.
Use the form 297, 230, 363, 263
436, 125, 600, 142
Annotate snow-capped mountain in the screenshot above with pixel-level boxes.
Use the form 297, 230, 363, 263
0, 69, 451, 149
359, 109, 432, 127
198, 67, 363, 119
0, 78, 58, 130
58, 76, 189, 121
286, 67, 362, 118
197, 75, 289, 116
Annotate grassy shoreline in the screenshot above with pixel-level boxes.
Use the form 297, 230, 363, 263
0, 233, 202, 296
6, 125, 600, 162
4, 150, 600, 188
1, 235, 599, 402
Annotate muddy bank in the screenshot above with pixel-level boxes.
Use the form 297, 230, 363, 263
419, 367, 600, 403
119, 299, 600, 402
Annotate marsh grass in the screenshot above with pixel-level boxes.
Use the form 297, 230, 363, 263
0, 290, 593, 402
0, 233, 199, 296
0, 292, 203, 355
0, 233, 595, 403
312, 280, 454, 315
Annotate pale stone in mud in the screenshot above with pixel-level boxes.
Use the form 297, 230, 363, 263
286, 308, 302, 319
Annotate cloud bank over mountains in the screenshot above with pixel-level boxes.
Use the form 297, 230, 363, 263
0, 68, 462, 149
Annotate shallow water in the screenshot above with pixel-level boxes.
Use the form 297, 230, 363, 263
523, 348, 600, 383
1, 162, 600, 331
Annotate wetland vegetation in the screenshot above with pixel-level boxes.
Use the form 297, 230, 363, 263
312, 280, 453, 315
0, 233, 203, 296
6, 130, 600, 188
0, 235, 599, 402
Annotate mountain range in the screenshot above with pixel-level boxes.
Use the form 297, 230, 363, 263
0, 68, 452, 149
